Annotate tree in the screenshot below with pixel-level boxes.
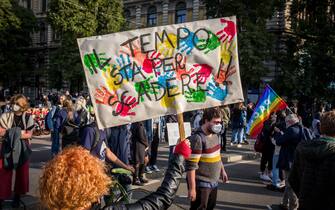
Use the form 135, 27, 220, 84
206, 0, 279, 90
48, 0, 125, 92
274, 0, 335, 103
0, 0, 36, 91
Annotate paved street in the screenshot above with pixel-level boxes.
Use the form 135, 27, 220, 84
3, 135, 282, 210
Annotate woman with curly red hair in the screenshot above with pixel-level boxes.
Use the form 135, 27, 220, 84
39, 140, 191, 210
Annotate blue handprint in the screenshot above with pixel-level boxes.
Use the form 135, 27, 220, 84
116, 54, 133, 80
179, 29, 199, 55
207, 81, 228, 101
158, 71, 175, 88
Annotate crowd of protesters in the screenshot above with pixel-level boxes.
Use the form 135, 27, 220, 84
0, 90, 335, 210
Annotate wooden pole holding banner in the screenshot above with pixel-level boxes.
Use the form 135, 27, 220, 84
177, 113, 185, 141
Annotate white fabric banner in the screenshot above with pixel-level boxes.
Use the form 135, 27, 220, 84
77, 16, 244, 129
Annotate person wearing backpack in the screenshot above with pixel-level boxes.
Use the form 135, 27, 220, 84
288, 111, 335, 210
186, 107, 228, 210
54, 98, 80, 149
273, 114, 301, 210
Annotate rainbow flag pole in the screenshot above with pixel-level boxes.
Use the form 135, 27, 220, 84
246, 85, 288, 138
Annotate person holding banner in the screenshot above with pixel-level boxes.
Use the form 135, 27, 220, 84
186, 107, 228, 210
39, 139, 191, 210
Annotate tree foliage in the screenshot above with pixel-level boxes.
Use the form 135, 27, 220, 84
274, 0, 335, 102
48, 0, 125, 91
0, 0, 36, 90
206, 0, 278, 87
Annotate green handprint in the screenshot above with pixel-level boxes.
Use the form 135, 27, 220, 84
83, 52, 111, 75
135, 76, 157, 102
198, 31, 221, 54
185, 88, 206, 103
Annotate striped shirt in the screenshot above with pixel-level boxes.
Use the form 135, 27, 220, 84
186, 128, 223, 183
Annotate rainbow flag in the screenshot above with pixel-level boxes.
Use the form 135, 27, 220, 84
247, 85, 288, 138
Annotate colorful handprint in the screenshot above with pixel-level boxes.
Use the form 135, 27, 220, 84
95, 86, 117, 105
207, 82, 228, 101
84, 51, 111, 75
142, 51, 162, 74
185, 88, 206, 103
116, 54, 133, 80
115, 95, 138, 117
190, 63, 213, 84
216, 18, 237, 43
156, 33, 177, 57
178, 29, 199, 55
215, 64, 236, 85
197, 31, 221, 54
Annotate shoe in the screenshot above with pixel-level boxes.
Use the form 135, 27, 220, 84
237, 144, 242, 148
150, 165, 160, 172
242, 140, 249, 145
230, 142, 234, 146
140, 176, 149, 184
133, 178, 144, 186
145, 166, 153, 174
266, 184, 284, 192
278, 203, 288, 210
11, 195, 20, 208
260, 174, 272, 182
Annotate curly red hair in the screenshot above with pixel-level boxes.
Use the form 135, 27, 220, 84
39, 146, 111, 210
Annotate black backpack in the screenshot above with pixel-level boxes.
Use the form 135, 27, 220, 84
61, 115, 80, 148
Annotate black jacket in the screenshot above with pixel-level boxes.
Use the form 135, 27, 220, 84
289, 137, 335, 210
274, 123, 301, 170
103, 153, 185, 210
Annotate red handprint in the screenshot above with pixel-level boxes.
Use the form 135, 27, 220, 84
173, 56, 194, 80
215, 64, 236, 85
95, 86, 117, 105
120, 40, 147, 66
216, 18, 236, 43
190, 64, 213, 83
142, 51, 162, 74
115, 95, 139, 117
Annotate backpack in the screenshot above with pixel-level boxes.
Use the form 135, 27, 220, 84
254, 131, 265, 153
61, 115, 80, 148
299, 125, 315, 142
44, 106, 59, 131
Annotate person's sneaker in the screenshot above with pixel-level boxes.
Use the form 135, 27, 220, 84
133, 178, 144, 186
260, 174, 272, 182
145, 166, 153, 174
237, 144, 242, 148
242, 140, 249, 145
140, 176, 149, 184
150, 165, 160, 172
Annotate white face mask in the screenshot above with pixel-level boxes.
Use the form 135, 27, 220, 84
13, 104, 21, 112
211, 124, 222, 134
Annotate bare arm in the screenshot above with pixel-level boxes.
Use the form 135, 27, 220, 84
0, 127, 5, 137
105, 148, 134, 173
187, 170, 196, 201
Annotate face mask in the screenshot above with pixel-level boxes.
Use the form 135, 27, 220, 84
13, 104, 21, 112
211, 124, 222, 134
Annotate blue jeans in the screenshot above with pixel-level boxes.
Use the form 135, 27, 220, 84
51, 131, 60, 155
232, 128, 244, 144
272, 154, 280, 187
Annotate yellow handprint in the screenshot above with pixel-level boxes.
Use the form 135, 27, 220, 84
156, 33, 178, 57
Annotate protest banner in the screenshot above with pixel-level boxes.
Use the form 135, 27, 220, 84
77, 16, 244, 129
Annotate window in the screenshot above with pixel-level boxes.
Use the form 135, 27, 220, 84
147, 6, 157, 26
175, 2, 186, 23
40, 23, 47, 44
52, 29, 61, 41
42, 0, 47, 12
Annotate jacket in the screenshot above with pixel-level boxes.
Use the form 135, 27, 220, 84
2, 127, 31, 169
106, 125, 130, 166
103, 153, 185, 210
231, 108, 244, 129
274, 123, 301, 170
220, 106, 230, 128
289, 137, 335, 210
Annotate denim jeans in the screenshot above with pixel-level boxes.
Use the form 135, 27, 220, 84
272, 154, 280, 187
51, 131, 60, 155
232, 128, 244, 144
